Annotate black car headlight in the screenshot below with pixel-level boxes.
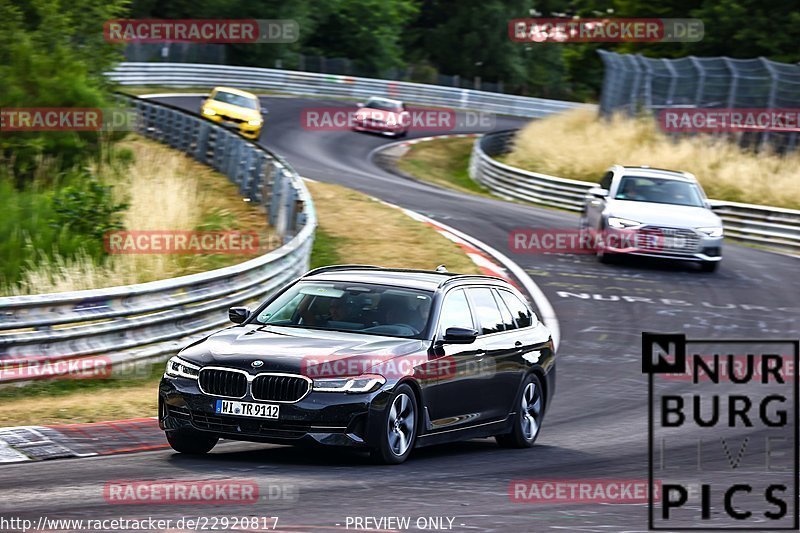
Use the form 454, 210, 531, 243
165, 356, 200, 379
313, 374, 385, 393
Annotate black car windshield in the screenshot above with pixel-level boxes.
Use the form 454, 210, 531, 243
213, 91, 258, 109
365, 98, 402, 112
614, 176, 705, 207
253, 281, 434, 339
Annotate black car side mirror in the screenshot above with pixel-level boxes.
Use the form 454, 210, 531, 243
261, 108, 269, 117
229, 307, 251, 324
441, 327, 479, 344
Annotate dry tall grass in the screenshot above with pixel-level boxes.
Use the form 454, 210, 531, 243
13, 137, 273, 295
306, 180, 481, 274
504, 109, 800, 210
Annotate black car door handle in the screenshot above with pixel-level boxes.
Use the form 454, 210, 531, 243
515, 341, 523, 347
475, 349, 487, 356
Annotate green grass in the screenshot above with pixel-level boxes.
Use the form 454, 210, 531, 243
309, 226, 342, 269
0, 361, 163, 402
0, 172, 122, 290
396, 138, 491, 197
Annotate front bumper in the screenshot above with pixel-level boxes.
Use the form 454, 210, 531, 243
159, 376, 390, 448
603, 227, 723, 262
203, 113, 262, 139
352, 121, 404, 136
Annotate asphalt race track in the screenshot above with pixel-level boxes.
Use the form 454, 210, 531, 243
2, 95, 798, 532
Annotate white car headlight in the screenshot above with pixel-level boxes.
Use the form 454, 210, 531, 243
247, 119, 262, 126
607, 217, 642, 229
313, 374, 385, 393
697, 226, 723, 237
202, 108, 216, 116
165, 356, 200, 379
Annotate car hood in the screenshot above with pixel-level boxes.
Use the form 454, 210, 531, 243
608, 200, 722, 228
356, 108, 400, 122
177, 325, 427, 375
203, 100, 260, 121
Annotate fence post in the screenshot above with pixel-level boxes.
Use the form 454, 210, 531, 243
723, 57, 738, 109
689, 56, 705, 108
760, 57, 779, 150
662, 58, 678, 107
628, 54, 643, 115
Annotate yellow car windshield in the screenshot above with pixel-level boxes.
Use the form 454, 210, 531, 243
212, 91, 258, 110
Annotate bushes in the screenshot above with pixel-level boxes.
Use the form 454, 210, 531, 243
0, 0, 127, 184
0, 169, 128, 289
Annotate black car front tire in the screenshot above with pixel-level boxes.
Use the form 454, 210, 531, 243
166, 428, 219, 455
496, 373, 544, 449
370, 384, 418, 464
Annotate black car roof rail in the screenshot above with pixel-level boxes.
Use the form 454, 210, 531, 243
303, 264, 382, 277
438, 274, 506, 288
304, 264, 489, 280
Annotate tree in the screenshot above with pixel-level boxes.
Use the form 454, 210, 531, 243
0, 0, 128, 183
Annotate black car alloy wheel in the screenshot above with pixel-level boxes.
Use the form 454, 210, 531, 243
371, 384, 418, 464
496, 373, 544, 448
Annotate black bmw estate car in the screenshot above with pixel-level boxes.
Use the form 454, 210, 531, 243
159, 265, 556, 464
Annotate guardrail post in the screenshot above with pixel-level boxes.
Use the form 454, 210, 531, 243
195, 122, 211, 164
268, 165, 285, 227
237, 148, 253, 192
284, 185, 298, 241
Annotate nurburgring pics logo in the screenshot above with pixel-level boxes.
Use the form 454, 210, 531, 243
103, 230, 260, 255
644, 333, 799, 530
659, 109, 800, 133
509, 18, 704, 43
104, 19, 299, 43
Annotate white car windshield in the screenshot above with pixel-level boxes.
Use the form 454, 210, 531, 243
615, 176, 705, 207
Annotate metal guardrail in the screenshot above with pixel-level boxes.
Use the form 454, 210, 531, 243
470, 130, 800, 254
110, 62, 593, 118
0, 96, 316, 382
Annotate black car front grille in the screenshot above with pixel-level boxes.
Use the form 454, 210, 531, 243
191, 413, 311, 439
251, 374, 310, 402
198, 368, 247, 398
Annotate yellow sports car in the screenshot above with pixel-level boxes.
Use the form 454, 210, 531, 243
200, 87, 266, 140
